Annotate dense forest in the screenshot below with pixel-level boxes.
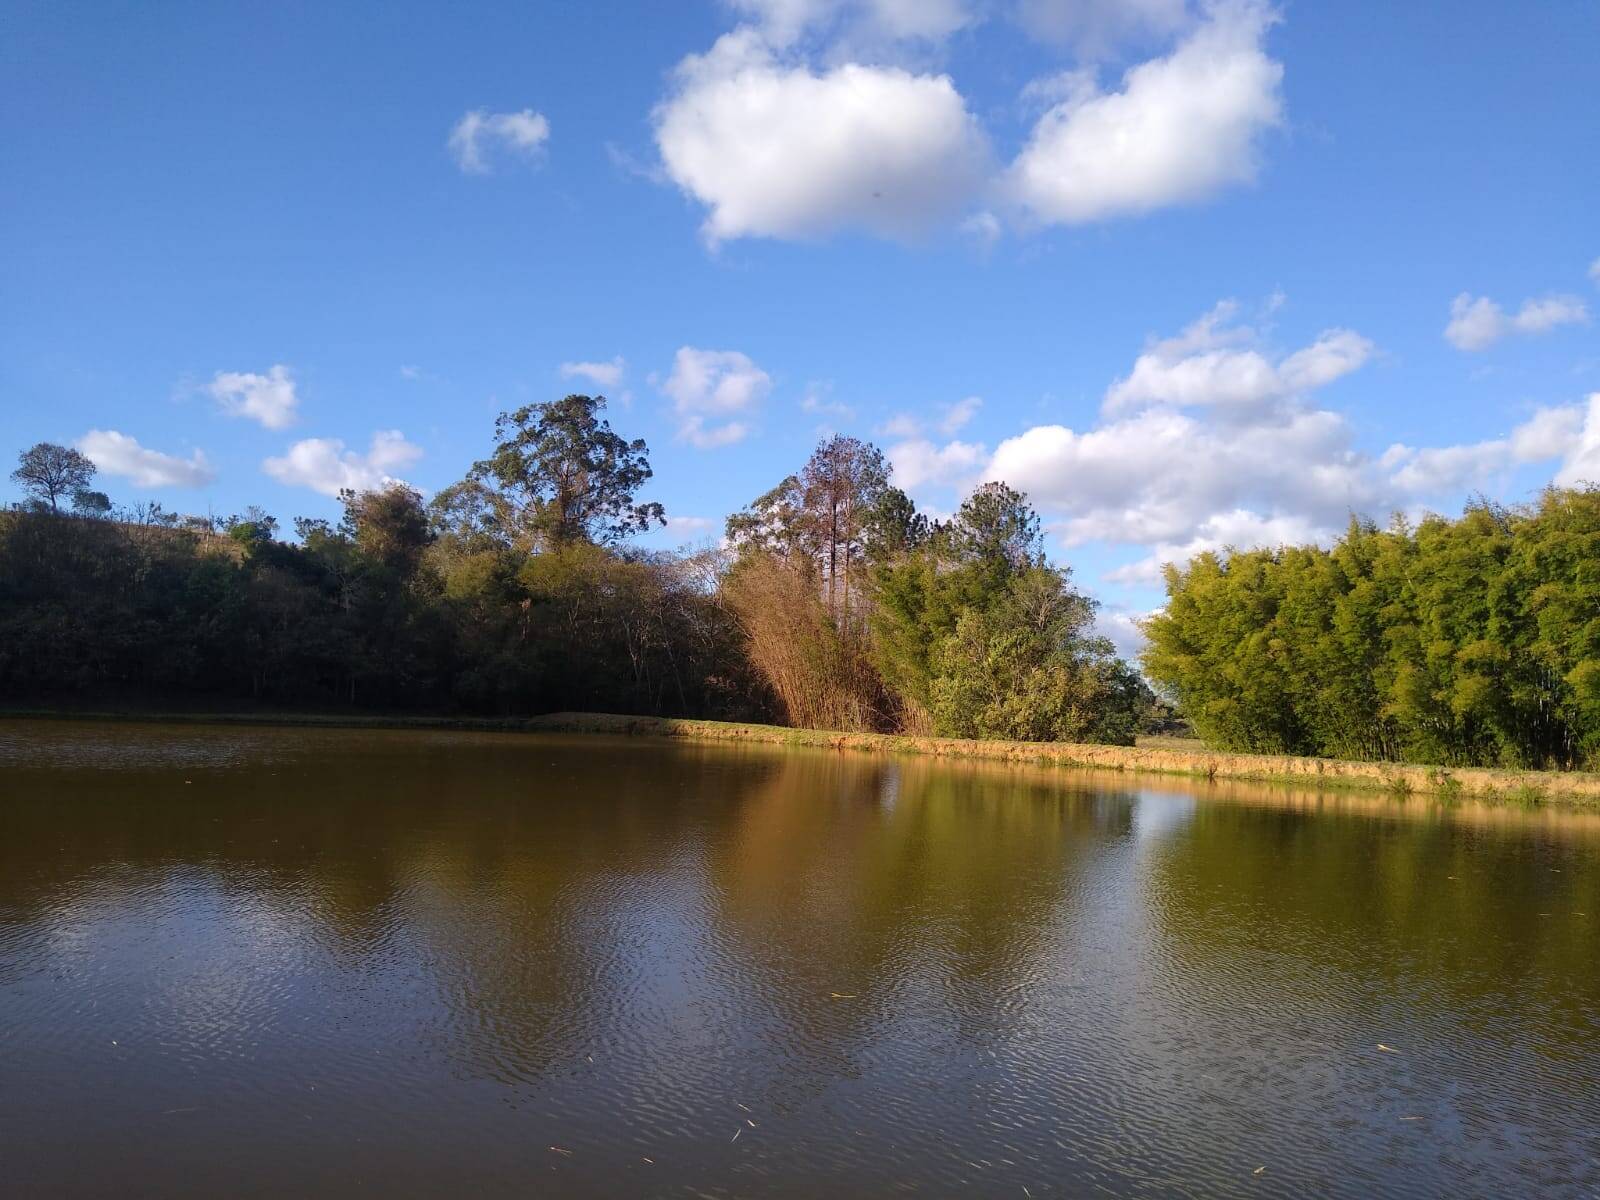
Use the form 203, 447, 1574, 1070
1143, 489, 1600, 770
1, 396, 1155, 743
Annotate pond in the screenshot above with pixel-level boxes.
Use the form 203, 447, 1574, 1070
1, 720, 1596, 1197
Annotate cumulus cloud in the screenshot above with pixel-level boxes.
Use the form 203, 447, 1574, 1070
652, 1, 1289, 244
560, 356, 626, 389
208, 365, 299, 430
1001, 305, 1378, 543
1443, 292, 1589, 351
1385, 405, 1586, 494
449, 108, 550, 174
660, 346, 773, 447
262, 430, 423, 497
78, 430, 215, 488
887, 437, 986, 490
653, 28, 990, 243
859, 304, 1593, 591
986, 403, 1374, 552
1553, 394, 1600, 487
1104, 302, 1371, 417
1103, 510, 1327, 585
904, 302, 1595, 590
1005, 1, 1283, 226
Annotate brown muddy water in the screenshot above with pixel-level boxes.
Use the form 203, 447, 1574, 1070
1, 720, 1596, 1198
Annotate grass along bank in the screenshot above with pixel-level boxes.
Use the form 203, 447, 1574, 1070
528, 713, 1600, 808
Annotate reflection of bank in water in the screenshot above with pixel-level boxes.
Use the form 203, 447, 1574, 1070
532, 711, 1600, 810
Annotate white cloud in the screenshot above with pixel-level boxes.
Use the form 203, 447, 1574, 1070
987, 404, 1372, 552
653, 28, 990, 243
560, 356, 626, 389
1386, 405, 1586, 494
1105, 303, 1371, 417
449, 108, 550, 174
1279, 329, 1375, 392
1093, 603, 1159, 660
986, 303, 1382, 550
262, 430, 423, 497
1015, 0, 1190, 56
664, 514, 718, 538
78, 430, 215, 488
968, 302, 1600, 591
887, 437, 986, 490
208, 364, 299, 430
1589, 257, 1600, 286
939, 395, 983, 434
1104, 510, 1327, 585
1553, 394, 1600, 487
660, 346, 773, 448
1005, 0, 1283, 226
1444, 292, 1589, 351
653, 1, 1293, 245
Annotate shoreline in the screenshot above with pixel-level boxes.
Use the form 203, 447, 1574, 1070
530, 714, 1600, 808
6, 707, 1599, 809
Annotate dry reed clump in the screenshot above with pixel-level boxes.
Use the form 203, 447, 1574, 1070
719, 553, 890, 734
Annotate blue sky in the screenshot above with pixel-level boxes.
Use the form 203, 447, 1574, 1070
3, 0, 1597, 649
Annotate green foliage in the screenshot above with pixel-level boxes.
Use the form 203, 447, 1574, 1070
864, 486, 928, 563
0, 414, 1151, 744
12, 442, 96, 512
0, 502, 763, 719
226, 507, 280, 555
71, 489, 112, 517
866, 480, 1148, 742
469, 394, 665, 549
1427, 769, 1465, 804
339, 484, 431, 576
724, 444, 1149, 742
1143, 488, 1600, 769
0, 402, 760, 722
929, 565, 1139, 744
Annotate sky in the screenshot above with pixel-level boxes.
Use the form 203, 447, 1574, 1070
3, 0, 1597, 654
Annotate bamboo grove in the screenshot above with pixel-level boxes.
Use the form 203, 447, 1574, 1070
1141, 490, 1600, 769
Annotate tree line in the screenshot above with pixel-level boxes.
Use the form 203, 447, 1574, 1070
722, 437, 1152, 741
1141, 489, 1600, 770
2, 397, 1156, 743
